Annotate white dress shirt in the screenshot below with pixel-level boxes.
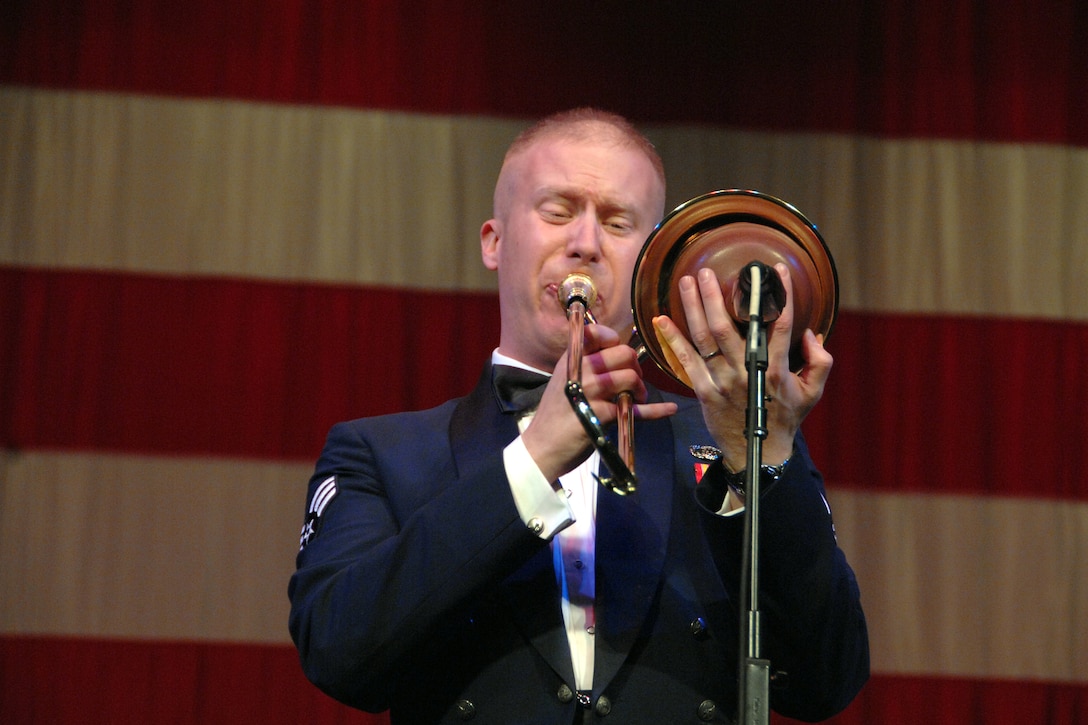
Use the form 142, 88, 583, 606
495, 351, 598, 690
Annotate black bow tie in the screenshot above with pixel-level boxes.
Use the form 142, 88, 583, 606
492, 364, 550, 414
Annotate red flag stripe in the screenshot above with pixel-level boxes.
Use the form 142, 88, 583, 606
0, 265, 498, 460
0, 635, 378, 725
2, 1, 1086, 146
2, 266, 1086, 501
1, 635, 1085, 725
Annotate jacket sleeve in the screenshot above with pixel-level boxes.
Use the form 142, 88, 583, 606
287, 413, 548, 712
695, 434, 870, 722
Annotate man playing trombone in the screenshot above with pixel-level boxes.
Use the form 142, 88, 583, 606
289, 108, 869, 724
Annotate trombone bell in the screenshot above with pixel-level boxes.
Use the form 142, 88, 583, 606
632, 190, 839, 384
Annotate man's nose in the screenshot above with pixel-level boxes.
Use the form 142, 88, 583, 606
565, 216, 604, 262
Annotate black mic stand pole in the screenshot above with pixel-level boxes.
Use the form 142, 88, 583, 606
738, 262, 771, 725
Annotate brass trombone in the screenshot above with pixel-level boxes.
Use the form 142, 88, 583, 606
559, 189, 840, 495
558, 273, 638, 495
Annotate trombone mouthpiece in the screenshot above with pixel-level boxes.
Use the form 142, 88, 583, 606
558, 273, 598, 311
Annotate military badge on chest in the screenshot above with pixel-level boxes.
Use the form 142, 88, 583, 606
689, 444, 721, 483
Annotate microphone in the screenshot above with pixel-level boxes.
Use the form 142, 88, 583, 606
732, 261, 786, 323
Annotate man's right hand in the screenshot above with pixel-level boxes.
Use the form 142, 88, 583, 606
521, 324, 677, 483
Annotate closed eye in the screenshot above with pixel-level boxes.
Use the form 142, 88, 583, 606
540, 204, 574, 223
603, 215, 636, 234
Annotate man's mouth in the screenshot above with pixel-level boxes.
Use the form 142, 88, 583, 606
548, 278, 605, 315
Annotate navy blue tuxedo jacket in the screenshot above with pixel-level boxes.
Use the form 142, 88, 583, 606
289, 363, 868, 724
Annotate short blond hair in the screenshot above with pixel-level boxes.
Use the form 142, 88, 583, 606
504, 108, 665, 187
494, 108, 666, 216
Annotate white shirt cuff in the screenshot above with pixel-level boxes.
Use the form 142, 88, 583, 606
718, 489, 745, 516
504, 435, 575, 539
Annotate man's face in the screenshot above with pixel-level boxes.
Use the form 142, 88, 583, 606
481, 132, 666, 371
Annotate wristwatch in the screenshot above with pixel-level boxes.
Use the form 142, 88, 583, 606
723, 454, 792, 498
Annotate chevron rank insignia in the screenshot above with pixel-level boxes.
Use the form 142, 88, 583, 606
299, 475, 338, 551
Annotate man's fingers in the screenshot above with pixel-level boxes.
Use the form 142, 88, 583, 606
633, 401, 679, 421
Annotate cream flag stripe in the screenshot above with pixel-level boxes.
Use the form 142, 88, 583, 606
3, 87, 1087, 321
1, 449, 1085, 685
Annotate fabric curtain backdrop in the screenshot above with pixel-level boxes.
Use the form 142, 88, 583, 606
2, 1, 1086, 723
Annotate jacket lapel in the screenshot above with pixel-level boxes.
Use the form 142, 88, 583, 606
592, 409, 676, 695
449, 362, 520, 477
448, 362, 575, 687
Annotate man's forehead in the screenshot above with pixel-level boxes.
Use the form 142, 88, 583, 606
511, 137, 661, 201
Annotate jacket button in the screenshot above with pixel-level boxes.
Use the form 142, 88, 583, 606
454, 699, 476, 720
594, 695, 612, 716
557, 684, 574, 703
690, 616, 709, 640
697, 699, 717, 721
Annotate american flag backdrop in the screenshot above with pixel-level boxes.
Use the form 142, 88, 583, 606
2, 1, 1087, 723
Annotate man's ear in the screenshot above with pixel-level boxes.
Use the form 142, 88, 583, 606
480, 218, 501, 271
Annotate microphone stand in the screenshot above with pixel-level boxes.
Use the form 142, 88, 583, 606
738, 263, 771, 725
